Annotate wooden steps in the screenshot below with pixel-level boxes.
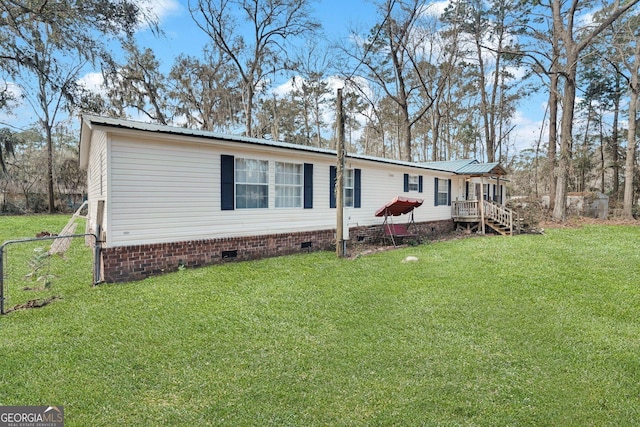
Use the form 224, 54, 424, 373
452, 200, 514, 236
485, 218, 512, 236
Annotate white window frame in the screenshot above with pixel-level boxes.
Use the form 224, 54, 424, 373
275, 162, 303, 208
408, 174, 419, 192
437, 178, 449, 206
344, 169, 354, 208
235, 158, 269, 209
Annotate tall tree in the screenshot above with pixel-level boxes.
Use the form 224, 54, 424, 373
443, 0, 528, 162
290, 43, 333, 147
188, 0, 319, 138
549, 0, 639, 222
613, 12, 640, 218
102, 41, 171, 124
343, 0, 461, 161
169, 49, 243, 132
578, 50, 625, 196
0, 0, 153, 212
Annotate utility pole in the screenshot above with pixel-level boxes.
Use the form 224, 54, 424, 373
336, 88, 346, 257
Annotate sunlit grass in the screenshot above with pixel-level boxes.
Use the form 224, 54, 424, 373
1, 216, 639, 426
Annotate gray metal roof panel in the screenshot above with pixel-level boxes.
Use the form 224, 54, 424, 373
81, 115, 507, 175
420, 159, 477, 172
82, 115, 455, 172
458, 162, 500, 173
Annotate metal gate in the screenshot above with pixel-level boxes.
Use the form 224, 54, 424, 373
0, 233, 101, 315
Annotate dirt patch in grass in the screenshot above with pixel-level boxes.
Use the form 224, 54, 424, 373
347, 230, 481, 259
540, 217, 639, 229
7, 296, 61, 313
348, 217, 639, 259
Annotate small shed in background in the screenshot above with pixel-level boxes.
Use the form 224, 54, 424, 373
542, 192, 609, 219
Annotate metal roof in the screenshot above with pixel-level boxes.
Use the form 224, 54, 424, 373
80, 115, 507, 176
421, 159, 478, 172
457, 162, 507, 176
422, 159, 507, 176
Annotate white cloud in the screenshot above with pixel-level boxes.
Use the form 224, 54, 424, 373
511, 109, 544, 152
422, 1, 450, 18
134, 0, 182, 32
146, 0, 182, 23
0, 80, 23, 103
577, 11, 596, 29
271, 78, 295, 98
77, 72, 105, 94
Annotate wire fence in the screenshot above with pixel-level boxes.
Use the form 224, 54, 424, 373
0, 233, 99, 315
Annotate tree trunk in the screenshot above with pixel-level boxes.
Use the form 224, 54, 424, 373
35, 66, 56, 214
622, 51, 639, 219
547, 51, 559, 208
611, 74, 621, 198
553, 49, 578, 222
476, 31, 493, 162
244, 83, 254, 137
46, 123, 55, 213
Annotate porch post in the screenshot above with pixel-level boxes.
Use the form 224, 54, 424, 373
480, 177, 486, 234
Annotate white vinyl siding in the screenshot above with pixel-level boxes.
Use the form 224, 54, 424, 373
99, 131, 459, 247
86, 130, 108, 237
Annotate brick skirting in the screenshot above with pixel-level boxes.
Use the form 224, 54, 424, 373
100, 219, 454, 283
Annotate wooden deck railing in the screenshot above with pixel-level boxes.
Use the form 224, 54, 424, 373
483, 200, 513, 234
452, 200, 479, 218
452, 200, 514, 235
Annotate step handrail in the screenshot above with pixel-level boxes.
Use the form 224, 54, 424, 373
483, 200, 513, 235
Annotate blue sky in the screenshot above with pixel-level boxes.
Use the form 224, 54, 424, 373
133, 0, 382, 72
4, 0, 545, 155
131, 0, 544, 153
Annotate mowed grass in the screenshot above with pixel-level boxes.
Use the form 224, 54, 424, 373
1, 215, 640, 426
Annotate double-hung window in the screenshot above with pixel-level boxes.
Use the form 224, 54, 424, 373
275, 162, 303, 208
408, 175, 420, 192
344, 169, 354, 208
434, 178, 451, 206
329, 166, 361, 208
235, 158, 269, 209
437, 181, 448, 206
403, 173, 423, 193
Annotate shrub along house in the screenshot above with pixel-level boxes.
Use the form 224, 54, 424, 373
79, 115, 509, 282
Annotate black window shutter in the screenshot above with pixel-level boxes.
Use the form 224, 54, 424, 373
329, 166, 336, 208
403, 174, 409, 192
221, 155, 234, 210
448, 179, 452, 206
465, 181, 469, 199
354, 168, 361, 208
434, 177, 439, 206
304, 163, 313, 209
419, 176, 423, 193
493, 184, 497, 202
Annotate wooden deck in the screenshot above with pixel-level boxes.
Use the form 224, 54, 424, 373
452, 200, 514, 236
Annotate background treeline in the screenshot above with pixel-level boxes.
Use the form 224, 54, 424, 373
0, 0, 638, 220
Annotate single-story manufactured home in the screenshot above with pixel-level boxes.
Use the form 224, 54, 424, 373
79, 115, 509, 282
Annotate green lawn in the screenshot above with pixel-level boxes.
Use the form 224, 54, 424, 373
1, 215, 640, 426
